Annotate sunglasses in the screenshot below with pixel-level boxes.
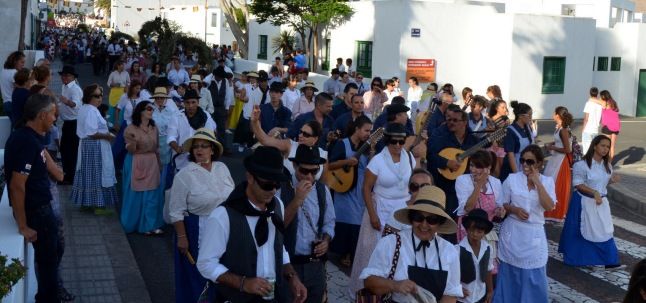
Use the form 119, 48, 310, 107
446, 118, 465, 123
145, 107, 154, 112
192, 143, 212, 150
411, 212, 446, 225
92, 94, 103, 98
300, 130, 314, 138
298, 166, 320, 176
388, 139, 406, 146
519, 158, 537, 166
253, 175, 281, 191
408, 182, 430, 193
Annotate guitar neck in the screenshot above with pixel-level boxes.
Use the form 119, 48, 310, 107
456, 128, 506, 161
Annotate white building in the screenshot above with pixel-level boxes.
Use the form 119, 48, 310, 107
0, 0, 45, 66
247, 0, 646, 118
110, 0, 235, 47
49, 0, 94, 15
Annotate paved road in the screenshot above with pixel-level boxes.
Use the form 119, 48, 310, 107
65, 60, 646, 302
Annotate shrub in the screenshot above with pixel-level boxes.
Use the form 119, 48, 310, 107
0, 254, 27, 298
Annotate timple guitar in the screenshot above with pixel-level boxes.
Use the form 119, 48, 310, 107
437, 126, 508, 180
324, 128, 384, 193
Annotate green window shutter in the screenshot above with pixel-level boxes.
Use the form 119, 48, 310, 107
258, 35, 268, 60
611, 57, 621, 71
542, 57, 566, 94
355, 41, 372, 78
597, 57, 608, 71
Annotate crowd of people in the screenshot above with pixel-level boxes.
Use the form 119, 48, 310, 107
2, 27, 645, 303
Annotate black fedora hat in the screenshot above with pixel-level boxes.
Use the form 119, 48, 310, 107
387, 103, 410, 115
244, 146, 289, 181
384, 123, 407, 137
461, 208, 494, 234
288, 144, 326, 165
182, 89, 201, 101
58, 65, 78, 78
212, 66, 227, 78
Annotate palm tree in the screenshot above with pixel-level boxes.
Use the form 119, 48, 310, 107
19, 0, 28, 51
271, 30, 295, 56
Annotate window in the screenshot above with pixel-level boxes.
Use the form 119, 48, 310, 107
211, 13, 218, 27
611, 57, 621, 71
356, 41, 373, 78
542, 57, 566, 94
257, 35, 268, 60
597, 57, 609, 71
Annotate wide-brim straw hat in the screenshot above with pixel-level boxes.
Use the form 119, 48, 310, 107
300, 81, 319, 92
393, 186, 457, 234
150, 87, 170, 99
181, 128, 223, 158
247, 72, 259, 78
189, 75, 202, 83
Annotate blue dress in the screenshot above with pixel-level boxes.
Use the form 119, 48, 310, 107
120, 153, 164, 233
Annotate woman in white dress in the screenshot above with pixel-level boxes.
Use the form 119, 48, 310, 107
349, 123, 417, 295
407, 77, 423, 125
494, 145, 556, 303
544, 106, 573, 222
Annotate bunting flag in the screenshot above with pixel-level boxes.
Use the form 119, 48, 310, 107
193, 6, 199, 12
137, 8, 142, 11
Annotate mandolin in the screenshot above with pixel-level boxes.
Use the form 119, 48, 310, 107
437, 126, 508, 180
324, 128, 384, 193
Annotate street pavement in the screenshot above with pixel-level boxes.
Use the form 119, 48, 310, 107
51, 58, 646, 303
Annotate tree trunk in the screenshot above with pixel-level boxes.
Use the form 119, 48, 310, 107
219, 0, 248, 58
19, 0, 28, 51
311, 24, 319, 72
306, 29, 313, 70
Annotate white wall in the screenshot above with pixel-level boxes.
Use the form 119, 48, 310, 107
247, 20, 282, 64
508, 14, 596, 119
0, 0, 38, 64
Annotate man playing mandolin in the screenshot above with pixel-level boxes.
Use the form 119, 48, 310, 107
428, 106, 479, 244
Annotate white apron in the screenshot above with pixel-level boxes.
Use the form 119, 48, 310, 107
579, 194, 614, 242
498, 217, 548, 269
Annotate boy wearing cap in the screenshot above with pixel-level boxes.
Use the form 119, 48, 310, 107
456, 209, 494, 303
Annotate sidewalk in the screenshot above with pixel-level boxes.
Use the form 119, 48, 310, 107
50, 59, 152, 303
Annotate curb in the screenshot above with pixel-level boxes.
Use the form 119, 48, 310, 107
608, 182, 646, 217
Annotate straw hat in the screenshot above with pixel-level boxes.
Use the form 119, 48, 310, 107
300, 81, 319, 92
150, 87, 170, 99
182, 128, 223, 158
247, 72, 259, 78
393, 186, 457, 234
189, 75, 202, 83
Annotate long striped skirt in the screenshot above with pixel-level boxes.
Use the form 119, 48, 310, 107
71, 138, 118, 208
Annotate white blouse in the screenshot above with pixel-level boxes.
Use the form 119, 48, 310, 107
456, 238, 494, 303
76, 104, 109, 139
572, 160, 612, 195
501, 172, 556, 225
107, 70, 130, 87
455, 174, 504, 216
168, 161, 234, 223
360, 231, 463, 301
367, 150, 415, 200
116, 94, 143, 125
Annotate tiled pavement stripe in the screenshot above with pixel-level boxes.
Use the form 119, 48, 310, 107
547, 277, 600, 303
613, 237, 646, 260
547, 240, 630, 290
326, 261, 351, 303
613, 216, 646, 238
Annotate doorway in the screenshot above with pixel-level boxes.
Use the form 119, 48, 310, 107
638, 69, 646, 117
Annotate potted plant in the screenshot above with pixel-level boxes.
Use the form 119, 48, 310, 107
0, 254, 27, 298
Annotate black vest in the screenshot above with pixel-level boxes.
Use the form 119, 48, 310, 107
280, 179, 326, 257
460, 245, 490, 284
209, 79, 227, 108
215, 190, 284, 303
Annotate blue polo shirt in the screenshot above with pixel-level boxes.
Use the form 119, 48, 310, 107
259, 102, 293, 134
426, 109, 446, 136
330, 102, 351, 120
287, 111, 335, 150
332, 112, 366, 138
4, 127, 52, 212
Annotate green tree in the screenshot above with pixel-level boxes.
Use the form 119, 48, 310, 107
18, 0, 28, 51
271, 30, 295, 55
249, 0, 353, 71
138, 17, 181, 65
94, 0, 110, 19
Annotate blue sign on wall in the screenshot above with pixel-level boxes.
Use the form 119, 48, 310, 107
411, 28, 421, 38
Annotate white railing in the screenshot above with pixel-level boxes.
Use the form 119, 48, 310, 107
0, 150, 37, 303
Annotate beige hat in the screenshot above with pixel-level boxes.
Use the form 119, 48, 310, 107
300, 81, 319, 92
393, 186, 457, 234
189, 75, 202, 83
247, 72, 259, 78
151, 87, 170, 99
182, 128, 223, 158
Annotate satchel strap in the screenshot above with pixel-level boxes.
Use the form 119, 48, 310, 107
387, 233, 402, 280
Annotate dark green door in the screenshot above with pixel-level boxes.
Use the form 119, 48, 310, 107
638, 70, 646, 117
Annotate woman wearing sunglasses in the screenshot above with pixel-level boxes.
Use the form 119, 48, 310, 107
494, 145, 556, 303
500, 101, 533, 181
558, 135, 621, 268
349, 122, 418, 295
363, 76, 388, 119
250, 105, 328, 180
361, 186, 463, 302
168, 128, 234, 302
71, 84, 118, 215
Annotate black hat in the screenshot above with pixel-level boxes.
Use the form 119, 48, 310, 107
461, 208, 493, 234
58, 65, 78, 78
212, 66, 227, 78
269, 82, 285, 93
258, 70, 269, 81
155, 77, 173, 88
384, 123, 407, 137
182, 89, 201, 101
244, 146, 289, 181
288, 144, 327, 165
387, 103, 410, 115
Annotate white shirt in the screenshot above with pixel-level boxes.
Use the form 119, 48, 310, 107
168, 68, 190, 86
501, 172, 556, 225
199, 87, 215, 114
116, 94, 142, 125
366, 151, 415, 200
360, 231, 463, 301
323, 77, 338, 95
107, 43, 122, 56
77, 104, 109, 139
456, 238, 494, 303
107, 70, 130, 87
0, 68, 17, 103
572, 159, 612, 195
583, 99, 603, 133
140, 89, 152, 101
168, 162, 234, 223
166, 112, 217, 146
291, 96, 315, 120
59, 81, 83, 121
281, 88, 301, 111
197, 199, 291, 282
225, 80, 235, 109
242, 84, 261, 119
407, 86, 423, 102
455, 175, 504, 216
